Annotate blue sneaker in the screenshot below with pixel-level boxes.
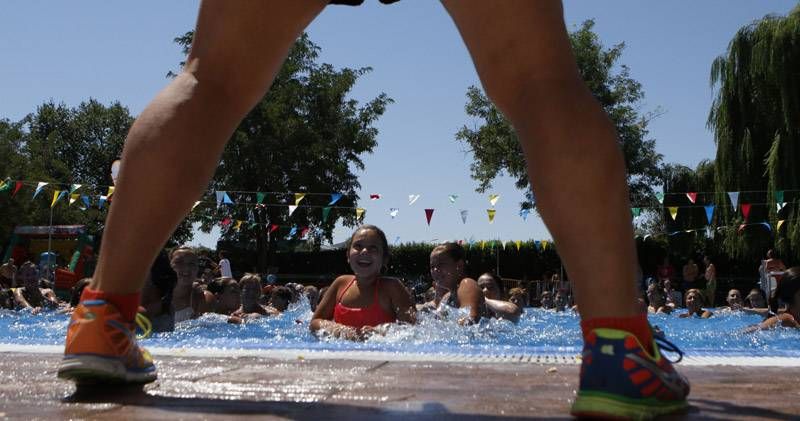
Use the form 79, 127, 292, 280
571, 327, 690, 420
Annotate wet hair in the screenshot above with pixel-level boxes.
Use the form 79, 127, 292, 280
170, 245, 196, 260
69, 278, 92, 307
0, 289, 14, 310
271, 286, 294, 303
240, 273, 262, 288
349, 225, 390, 262
431, 242, 465, 263
769, 267, 800, 314
478, 272, 504, 295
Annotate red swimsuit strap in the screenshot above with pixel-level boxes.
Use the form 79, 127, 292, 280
337, 277, 358, 304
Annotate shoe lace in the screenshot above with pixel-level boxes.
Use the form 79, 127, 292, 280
135, 312, 153, 339
653, 326, 684, 363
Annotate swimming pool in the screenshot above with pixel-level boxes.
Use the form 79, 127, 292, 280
2, 302, 798, 358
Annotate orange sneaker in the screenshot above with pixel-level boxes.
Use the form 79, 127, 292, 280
58, 299, 157, 385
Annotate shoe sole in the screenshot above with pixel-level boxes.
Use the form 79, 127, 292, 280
57, 355, 157, 385
571, 393, 687, 420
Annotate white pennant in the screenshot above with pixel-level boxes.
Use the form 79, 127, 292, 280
727, 191, 739, 212
389, 208, 399, 219
408, 194, 420, 205
777, 202, 787, 212
288, 205, 298, 216
192, 201, 202, 211
33, 182, 48, 199
460, 209, 468, 224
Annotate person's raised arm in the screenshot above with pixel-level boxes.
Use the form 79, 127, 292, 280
456, 277, 485, 324
484, 298, 521, 322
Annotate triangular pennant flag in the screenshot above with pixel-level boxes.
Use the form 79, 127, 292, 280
222, 192, 233, 205
50, 191, 63, 208
294, 193, 306, 206
655, 192, 664, 204
394, 236, 401, 245
487, 209, 496, 224
776, 191, 784, 203
69, 193, 79, 206
686, 192, 697, 204
542, 240, 549, 250
12, 181, 23, 197
408, 194, 420, 206
256, 192, 266, 204
215, 191, 225, 207
98, 195, 108, 209
534, 241, 541, 251
33, 182, 48, 199
81, 195, 91, 208
322, 207, 332, 222
192, 200, 202, 211
389, 208, 398, 219
424, 209, 434, 226
704, 205, 715, 224
501, 241, 506, 250
761, 222, 772, 232
220, 217, 232, 227
520, 208, 531, 221
329, 193, 342, 206
480, 241, 486, 250
287, 226, 297, 238
300, 226, 310, 238
728, 192, 739, 212
356, 208, 365, 221
741, 203, 751, 221
107, 186, 115, 198
269, 224, 279, 233
631, 207, 641, 218
777, 220, 785, 231
448, 194, 458, 204
488, 194, 500, 206
0, 179, 7, 192
69, 184, 82, 194
515, 240, 522, 251
460, 210, 468, 224
777, 202, 787, 212
288, 205, 298, 216
369, 194, 381, 200
668, 207, 678, 221
234, 220, 243, 231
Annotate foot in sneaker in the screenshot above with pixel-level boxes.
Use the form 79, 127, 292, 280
571, 327, 690, 420
58, 299, 157, 385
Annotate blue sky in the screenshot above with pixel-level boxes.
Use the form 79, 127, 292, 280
1, 1, 796, 248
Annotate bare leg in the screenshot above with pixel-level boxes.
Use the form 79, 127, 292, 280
441, 0, 637, 319
92, 1, 327, 294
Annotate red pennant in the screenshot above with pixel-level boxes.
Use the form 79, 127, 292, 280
424, 209, 434, 226
369, 194, 381, 200
741, 203, 751, 221
11, 181, 23, 197
220, 217, 232, 227
686, 192, 697, 204
299, 226, 310, 238
269, 224, 279, 233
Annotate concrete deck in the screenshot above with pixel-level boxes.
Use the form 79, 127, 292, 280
1, 351, 799, 420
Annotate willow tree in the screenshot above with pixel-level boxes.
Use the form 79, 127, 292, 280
709, 5, 800, 260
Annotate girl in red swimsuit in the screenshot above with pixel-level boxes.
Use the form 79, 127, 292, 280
310, 225, 415, 341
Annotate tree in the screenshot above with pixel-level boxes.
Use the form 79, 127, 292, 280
173, 33, 393, 270
456, 20, 664, 212
708, 5, 800, 260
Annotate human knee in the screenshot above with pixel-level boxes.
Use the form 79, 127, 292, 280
483, 74, 588, 123
179, 59, 265, 117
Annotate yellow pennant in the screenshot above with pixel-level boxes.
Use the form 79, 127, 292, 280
777, 220, 785, 231
487, 209, 496, 224
234, 220, 243, 231
668, 207, 678, 221
69, 193, 79, 205
541, 240, 549, 250
480, 240, 486, 250
515, 240, 522, 251
356, 208, 365, 220
294, 193, 306, 206
50, 190, 62, 208
489, 194, 500, 206
107, 186, 115, 197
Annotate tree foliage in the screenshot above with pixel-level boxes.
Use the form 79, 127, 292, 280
456, 20, 664, 210
708, 5, 800, 259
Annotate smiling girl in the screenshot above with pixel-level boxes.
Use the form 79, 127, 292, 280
310, 225, 415, 340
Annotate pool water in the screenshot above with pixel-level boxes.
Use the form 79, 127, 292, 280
2, 301, 798, 358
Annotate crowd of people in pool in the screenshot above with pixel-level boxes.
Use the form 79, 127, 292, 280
0, 225, 798, 337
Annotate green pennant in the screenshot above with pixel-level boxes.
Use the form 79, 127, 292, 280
256, 192, 266, 204
0, 179, 10, 193
655, 192, 664, 204
322, 206, 331, 222
775, 190, 784, 203
631, 207, 641, 218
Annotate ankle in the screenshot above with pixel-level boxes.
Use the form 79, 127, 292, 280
80, 287, 141, 322
581, 314, 654, 354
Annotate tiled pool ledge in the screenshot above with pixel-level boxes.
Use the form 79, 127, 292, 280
2, 343, 799, 367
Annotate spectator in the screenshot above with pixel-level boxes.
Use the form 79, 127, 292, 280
169, 246, 201, 322
207, 278, 241, 315
745, 288, 767, 309
646, 284, 671, 314
303, 285, 320, 311
508, 287, 529, 308
703, 256, 717, 307
718, 289, 744, 312
477, 272, 522, 322
13, 261, 60, 312
757, 267, 800, 330
682, 258, 700, 291
267, 286, 294, 315
540, 291, 554, 309
663, 279, 682, 309
679, 289, 713, 318
217, 250, 233, 279
228, 274, 268, 323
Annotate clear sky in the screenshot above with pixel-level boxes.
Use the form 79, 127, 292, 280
1, 1, 796, 248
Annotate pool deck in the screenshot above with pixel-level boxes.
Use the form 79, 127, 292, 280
1, 349, 799, 420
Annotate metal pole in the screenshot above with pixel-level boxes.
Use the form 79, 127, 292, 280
46, 204, 53, 280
